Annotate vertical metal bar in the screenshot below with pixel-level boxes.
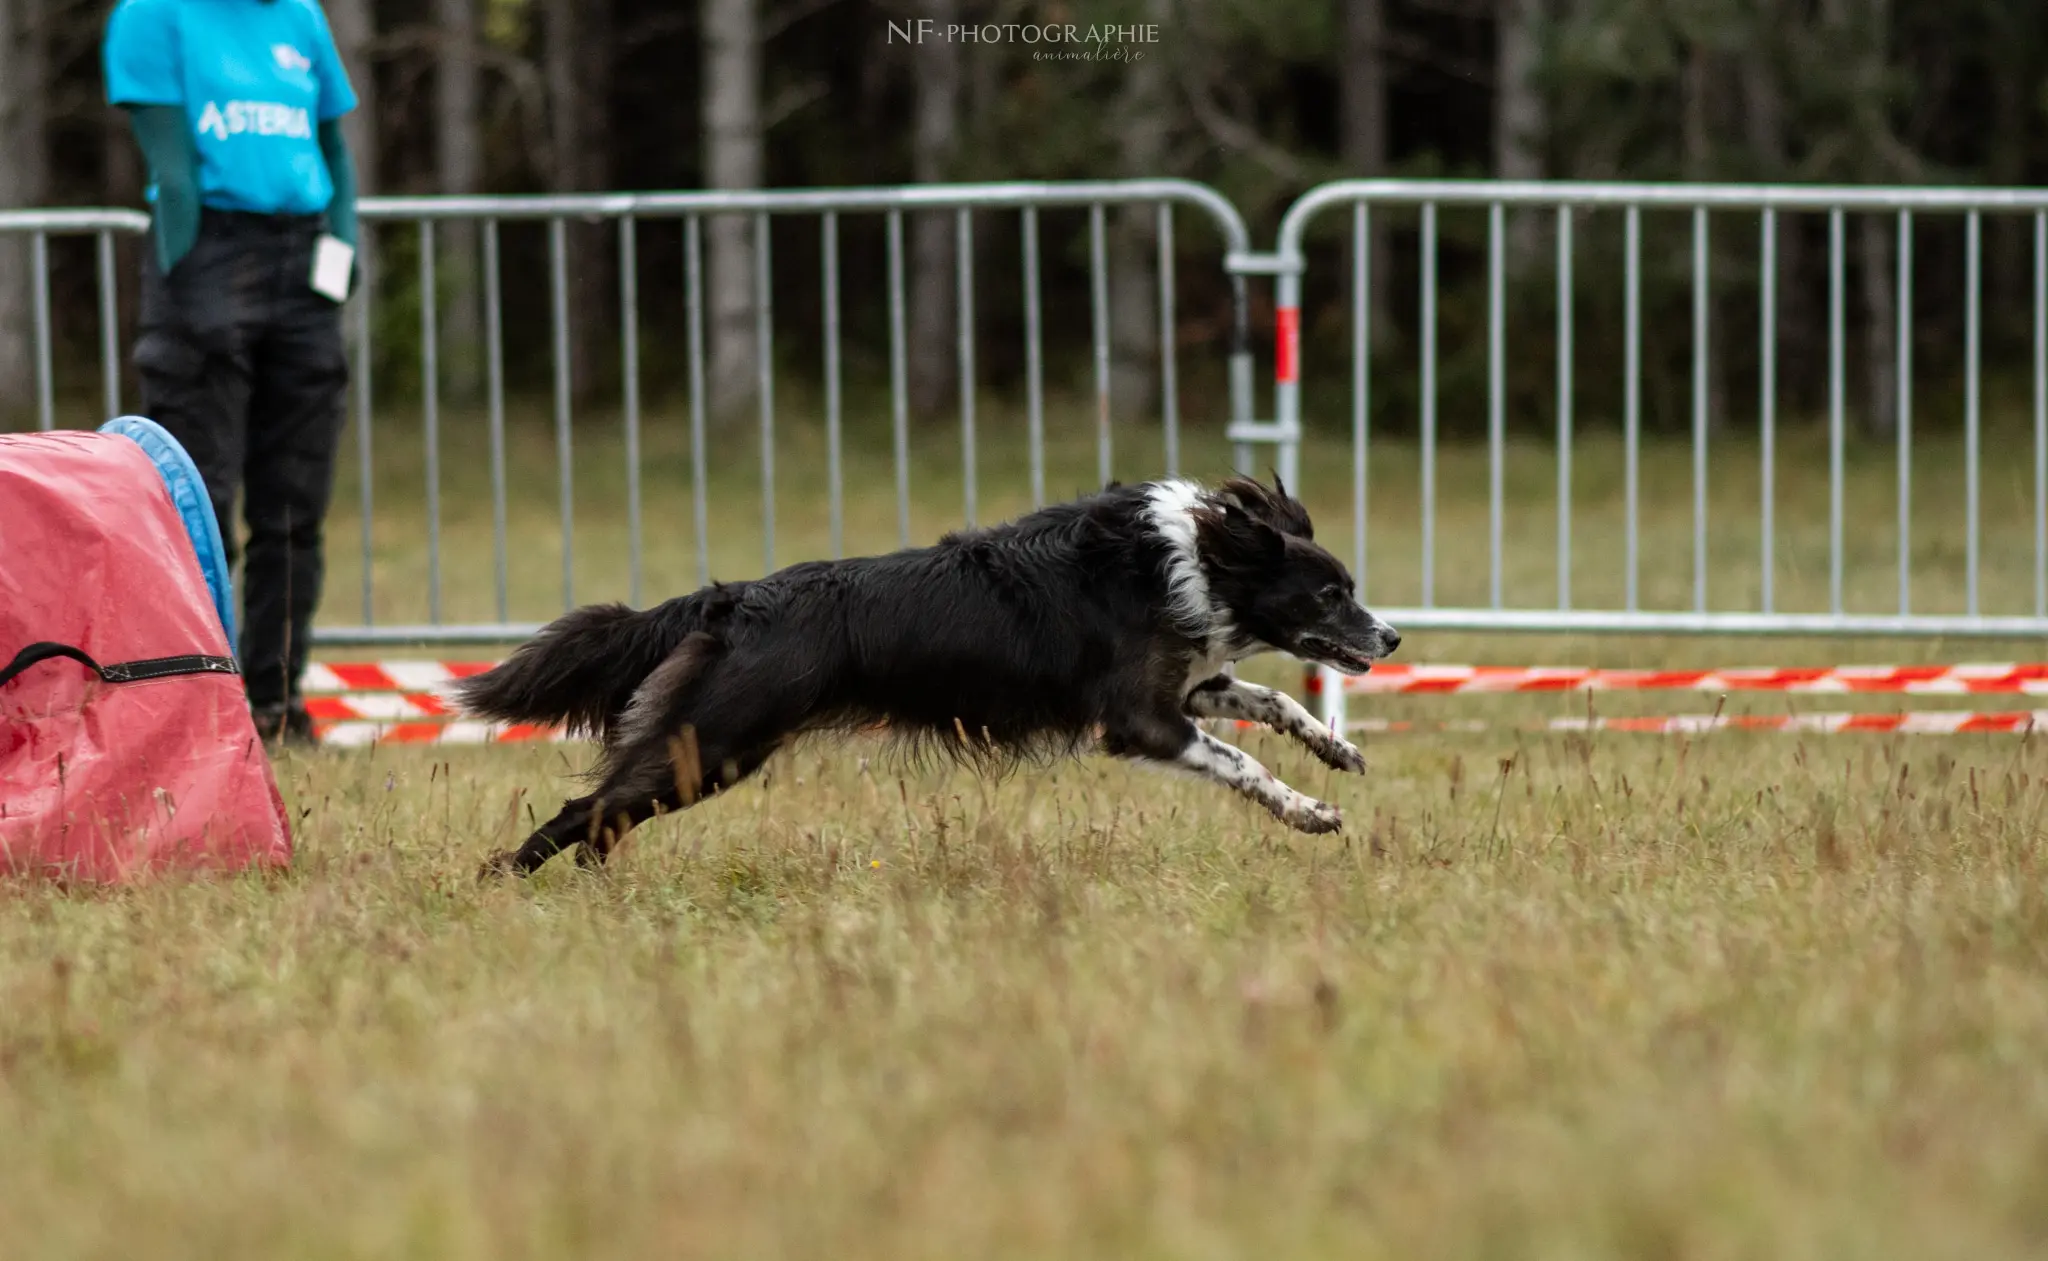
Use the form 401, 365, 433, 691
620, 217, 643, 606
1557, 205, 1574, 611
1158, 203, 1179, 479
1760, 210, 1776, 615
96, 231, 119, 418
1966, 210, 1982, 617
1421, 201, 1438, 608
1829, 208, 1845, 617
888, 210, 911, 547
2038, 211, 2047, 619
1692, 207, 1709, 613
1897, 211, 1912, 616
420, 219, 442, 624
823, 212, 844, 559
484, 220, 508, 622
355, 232, 375, 624
755, 212, 775, 574
1274, 273, 1303, 503
685, 215, 710, 588
957, 207, 977, 528
1228, 275, 1255, 476
31, 233, 53, 431
1352, 203, 1369, 590
1023, 207, 1046, 509
1090, 203, 1112, 487
1487, 202, 1505, 609
1624, 205, 1641, 611
549, 217, 575, 610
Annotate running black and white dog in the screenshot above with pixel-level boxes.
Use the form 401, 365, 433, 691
457, 476, 1400, 875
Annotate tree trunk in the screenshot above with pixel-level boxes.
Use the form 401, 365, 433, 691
105, 88, 144, 403
324, 0, 378, 195
545, 0, 613, 400
1853, 0, 1898, 436
702, 0, 762, 420
1493, 0, 1544, 260
1341, 0, 1392, 350
436, 0, 485, 401
1109, 0, 1171, 419
1682, 39, 1727, 432
0, 0, 49, 418
1978, 0, 2027, 317
1858, 212, 1896, 436
1740, 2, 1812, 408
907, 0, 959, 420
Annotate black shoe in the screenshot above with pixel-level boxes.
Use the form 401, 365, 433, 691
252, 701, 319, 749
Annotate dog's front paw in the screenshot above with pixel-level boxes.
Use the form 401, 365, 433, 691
1313, 734, 1367, 774
1279, 796, 1343, 835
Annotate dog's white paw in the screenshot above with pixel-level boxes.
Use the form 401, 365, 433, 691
1279, 795, 1343, 835
1314, 735, 1367, 774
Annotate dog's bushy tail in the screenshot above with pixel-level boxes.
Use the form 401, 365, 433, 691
452, 601, 691, 739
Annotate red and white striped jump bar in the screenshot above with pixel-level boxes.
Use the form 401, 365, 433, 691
1317, 663, 2048, 696
304, 661, 496, 693
316, 720, 569, 747
312, 661, 2048, 698
1521, 710, 2044, 735
305, 693, 453, 721
312, 710, 2046, 747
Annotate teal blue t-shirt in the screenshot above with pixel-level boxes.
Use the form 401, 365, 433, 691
104, 0, 357, 215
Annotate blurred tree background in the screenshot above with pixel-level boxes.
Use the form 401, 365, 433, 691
1, 0, 2045, 440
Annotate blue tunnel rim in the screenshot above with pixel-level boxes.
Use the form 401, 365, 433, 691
99, 415, 237, 648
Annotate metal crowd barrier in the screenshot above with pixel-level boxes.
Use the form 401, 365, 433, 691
0, 181, 1257, 646
0, 206, 142, 432
1255, 182, 2048, 727
8, 180, 2048, 721
348, 182, 1254, 643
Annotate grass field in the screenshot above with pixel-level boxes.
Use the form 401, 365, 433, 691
5, 401, 2048, 1257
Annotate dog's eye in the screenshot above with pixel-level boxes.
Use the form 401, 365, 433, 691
1321, 584, 1350, 603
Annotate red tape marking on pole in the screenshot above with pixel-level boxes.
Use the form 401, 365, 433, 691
1274, 306, 1300, 385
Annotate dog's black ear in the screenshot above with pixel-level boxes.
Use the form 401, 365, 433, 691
1217, 496, 1288, 562
1269, 469, 1290, 502
1217, 474, 1315, 541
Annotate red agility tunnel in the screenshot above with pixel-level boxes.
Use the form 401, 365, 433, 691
0, 427, 290, 881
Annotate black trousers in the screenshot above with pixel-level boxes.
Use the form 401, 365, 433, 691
136, 209, 347, 710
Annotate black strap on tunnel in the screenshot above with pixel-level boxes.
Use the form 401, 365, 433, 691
0, 641, 239, 690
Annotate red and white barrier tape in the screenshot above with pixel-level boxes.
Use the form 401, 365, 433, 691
309, 710, 2045, 747
311, 660, 2048, 698
1516, 710, 2044, 735
305, 693, 452, 721
294, 661, 2048, 746
303, 661, 496, 693
315, 720, 569, 747
1312, 663, 2048, 696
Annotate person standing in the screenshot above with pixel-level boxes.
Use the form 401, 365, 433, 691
103, 0, 360, 747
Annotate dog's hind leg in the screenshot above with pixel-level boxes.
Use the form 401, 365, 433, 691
483, 739, 779, 878
481, 793, 615, 877
481, 647, 807, 878
571, 737, 779, 868
1103, 710, 1342, 835
1183, 676, 1365, 774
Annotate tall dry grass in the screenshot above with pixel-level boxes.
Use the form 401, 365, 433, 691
4, 730, 2046, 1258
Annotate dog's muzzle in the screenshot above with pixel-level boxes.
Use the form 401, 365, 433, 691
1363, 616, 1402, 660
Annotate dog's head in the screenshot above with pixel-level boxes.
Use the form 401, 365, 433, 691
1196, 477, 1401, 674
